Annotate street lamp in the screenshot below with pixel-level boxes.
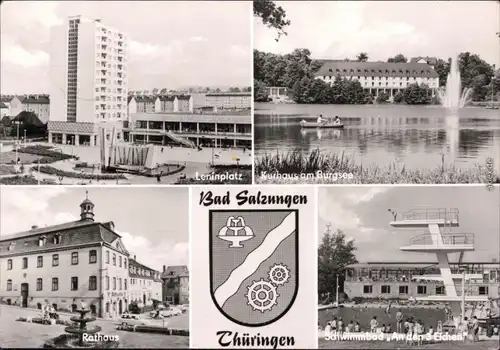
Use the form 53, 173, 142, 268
13, 121, 22, 166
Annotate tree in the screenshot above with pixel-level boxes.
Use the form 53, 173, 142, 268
387, 54, 407, 63
254, 79, 269, 102
159, 88, 167, 95
356, 52, 369, 62
318, 227, 358, 302
10, 111, 47, 137
393, 91, 404, 103
229, 87, 241, 92
458, 52, 495, 101
253, 0, 291, 41
376, 91, 390, 103
433, 58, 450, 87
152, 88, 159, 95
402, 83, 431, 105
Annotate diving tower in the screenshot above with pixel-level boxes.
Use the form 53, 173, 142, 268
390, 208, 485, 321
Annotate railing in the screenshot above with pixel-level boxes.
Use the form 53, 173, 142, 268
409, 233, 474, 246
127, 128, 252, 136
400, 208, 459, 222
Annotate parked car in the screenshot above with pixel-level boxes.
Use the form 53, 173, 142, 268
179, 304, 189, 313
162, 306, 182, 318
118, 313, 150, 326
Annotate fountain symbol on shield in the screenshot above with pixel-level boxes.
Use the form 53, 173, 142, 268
217, 216, 255, 248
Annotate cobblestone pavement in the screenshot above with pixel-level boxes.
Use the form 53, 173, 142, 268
0, 305, 189, 348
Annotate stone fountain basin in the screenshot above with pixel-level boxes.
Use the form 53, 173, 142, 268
65, 325, 102, 334
44, 334, 118, 349
70, 316, 96, 323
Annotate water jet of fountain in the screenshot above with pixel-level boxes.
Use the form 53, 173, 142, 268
438, 56, 472, 109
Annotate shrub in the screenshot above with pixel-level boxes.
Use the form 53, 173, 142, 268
35, 165, 126, 180
376, 91, 390, 103
18, 145, 76, 161
0, 175, 38, 185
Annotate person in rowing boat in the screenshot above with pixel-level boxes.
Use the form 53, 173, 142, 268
317, 114, 328, 125
333, 115, 341, 125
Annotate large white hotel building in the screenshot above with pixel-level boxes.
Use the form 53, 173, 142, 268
49, 16, 128, 146
315, 59, 439, 99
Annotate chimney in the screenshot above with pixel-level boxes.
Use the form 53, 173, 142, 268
163, 265, 166, 272
31, 225, 39, 230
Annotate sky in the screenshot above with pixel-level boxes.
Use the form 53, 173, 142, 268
0, 187, 189, 272
318, 186, 500, 263
255, 1, 500, 66
0, 1, 251, 94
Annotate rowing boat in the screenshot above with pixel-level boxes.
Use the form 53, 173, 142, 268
300, 121, 344, 129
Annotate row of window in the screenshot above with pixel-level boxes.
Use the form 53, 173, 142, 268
6, 276, 97, 292
94, 88, 125, 94
6, 249, 130, 270
7, 250, 97, 270
322, 76, 437, 81
104, 250, 127, 268
362, 285, 489, 295
104, 276, 127, 291
5, 275, 158, 292
327, 68, 433, 75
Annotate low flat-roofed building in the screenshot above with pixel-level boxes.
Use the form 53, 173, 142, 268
125, 110, 251, 148
344, 262, 500, 300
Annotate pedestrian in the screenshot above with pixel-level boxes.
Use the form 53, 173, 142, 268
471, 316, 479, 342
337, 317, 343, 337
396, 310, 404, 333
370, 316, 378, 333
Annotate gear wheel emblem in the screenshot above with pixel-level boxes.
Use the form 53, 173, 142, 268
268, 263, 291, 286
245, 279, 279, 313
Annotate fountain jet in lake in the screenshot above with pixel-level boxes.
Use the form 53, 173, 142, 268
438, 56, 472, 108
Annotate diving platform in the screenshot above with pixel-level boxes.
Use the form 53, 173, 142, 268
390, 208, 459, 228
400, 233, 475, 252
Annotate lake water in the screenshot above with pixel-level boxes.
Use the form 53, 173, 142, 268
255, 103, 500, 171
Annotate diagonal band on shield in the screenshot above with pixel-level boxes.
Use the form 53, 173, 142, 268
214, 212, 296, 308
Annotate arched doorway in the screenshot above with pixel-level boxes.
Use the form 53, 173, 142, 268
90, 304, 96, 316
124, 299, 128, 312
143, 294, 146, 305
113, 302, 117, 318
21, 283, 29, 308
71, 304, 77, 312
118, 300, 123, 315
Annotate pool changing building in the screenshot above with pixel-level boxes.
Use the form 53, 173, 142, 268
0, 194, 160, 319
